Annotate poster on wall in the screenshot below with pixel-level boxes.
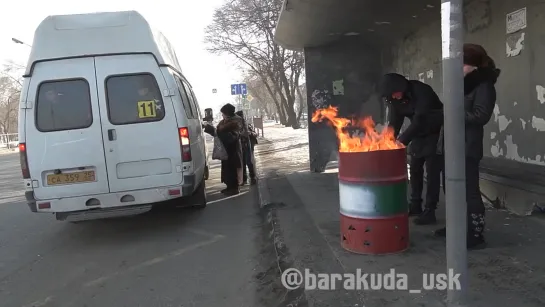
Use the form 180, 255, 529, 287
506, 8, 527, 34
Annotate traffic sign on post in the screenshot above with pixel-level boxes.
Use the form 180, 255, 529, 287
230, 83, 247, 95
231, 84, 239, 95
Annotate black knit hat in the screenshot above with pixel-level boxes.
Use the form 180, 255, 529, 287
220, 103, 236, 116
235, 110, 243, 117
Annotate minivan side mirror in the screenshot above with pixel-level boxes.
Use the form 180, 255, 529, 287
203, 108, 213, 122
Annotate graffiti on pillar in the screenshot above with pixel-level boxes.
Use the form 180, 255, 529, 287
311, 89, 332, 110
418, 73, 425, 82
426, 70, 434, 79
506, 32, 525, 57
332, 79, 344, 96
536, 85, 545, 104
464, 0, 491, 33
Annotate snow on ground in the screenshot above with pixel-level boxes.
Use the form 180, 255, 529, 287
262, 123, 310, 168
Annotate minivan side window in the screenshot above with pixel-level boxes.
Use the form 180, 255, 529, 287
36, 79, 93, 132
186, 85, 202, 120
173, 76, 195, 119
105, 73, 165, 125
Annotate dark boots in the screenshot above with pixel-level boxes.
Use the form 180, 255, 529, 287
434, 213, 486, 249
468, 213, 486, 248
240, 177, 257, 186
410, 201, 437, 225
413, 208, 437, 225
221, 186, 240, 196
409, 202, 423, 216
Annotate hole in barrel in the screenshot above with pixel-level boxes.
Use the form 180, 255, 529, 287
348, 225, 356, 230
342, 235, 347, 241
363, 240, 371, 246
365, 226, 371, 232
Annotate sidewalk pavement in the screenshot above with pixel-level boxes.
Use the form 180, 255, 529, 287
254, 124, 545, 307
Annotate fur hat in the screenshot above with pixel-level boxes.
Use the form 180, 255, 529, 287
220, 103, 236, 116
463, 43, 489, 68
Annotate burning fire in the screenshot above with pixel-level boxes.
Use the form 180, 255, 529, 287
311, 106, 404, 152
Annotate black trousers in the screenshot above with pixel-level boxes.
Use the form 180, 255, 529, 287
410, 154, 443, 209
241, 141, 256, 181
441, 156, 485, 214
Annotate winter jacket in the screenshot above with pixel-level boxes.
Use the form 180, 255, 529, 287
436, 67, 499, 159
462, 67, 499, 159
387, 79, 444, 158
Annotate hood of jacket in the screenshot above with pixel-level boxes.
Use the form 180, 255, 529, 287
379, 73, 409, 97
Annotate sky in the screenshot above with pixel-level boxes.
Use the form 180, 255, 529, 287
0, 0, 242, 113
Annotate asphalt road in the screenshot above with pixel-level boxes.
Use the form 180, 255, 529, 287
0, 142, 273, 307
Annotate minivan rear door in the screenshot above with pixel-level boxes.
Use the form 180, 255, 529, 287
94, 54, 183, 193
25, 58, 110, 200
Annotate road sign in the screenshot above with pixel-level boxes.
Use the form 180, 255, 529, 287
246, 94, 254, 101
230, 83, 247, 95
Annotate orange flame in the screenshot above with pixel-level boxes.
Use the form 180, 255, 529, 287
311, 106, 405, 152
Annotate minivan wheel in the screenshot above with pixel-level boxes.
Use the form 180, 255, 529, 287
204, 165, 210, 180
193, 179, 207, 209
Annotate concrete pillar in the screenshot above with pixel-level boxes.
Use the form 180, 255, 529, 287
304, 37, 386, 172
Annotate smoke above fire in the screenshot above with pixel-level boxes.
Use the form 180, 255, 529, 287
311, 106, 405, 153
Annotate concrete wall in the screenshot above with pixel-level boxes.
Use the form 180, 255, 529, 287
304, 37, 388, 172
389, 0, 545, 165
385, 0, 545, 214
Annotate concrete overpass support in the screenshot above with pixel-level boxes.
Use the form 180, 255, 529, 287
304, 38, 386, 172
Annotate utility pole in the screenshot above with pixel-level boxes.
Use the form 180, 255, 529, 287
441, 0, 467, 306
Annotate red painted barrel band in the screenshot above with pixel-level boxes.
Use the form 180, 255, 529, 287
340, 213, 409, 255
338, 148, 407, 183
338, 175, 407, 185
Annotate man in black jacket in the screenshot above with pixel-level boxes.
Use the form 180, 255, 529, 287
236, 111, 257, 185
380, 73, 444, 225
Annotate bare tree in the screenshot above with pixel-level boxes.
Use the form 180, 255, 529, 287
205, 0, 305, 128
0, 62, 23, 141
244, 73, 276, 120
295, 82, 307, 121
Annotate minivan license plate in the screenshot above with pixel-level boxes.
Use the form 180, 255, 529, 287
47, 171, 96, 186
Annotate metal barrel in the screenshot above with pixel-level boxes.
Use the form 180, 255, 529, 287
339, 148, 409, 254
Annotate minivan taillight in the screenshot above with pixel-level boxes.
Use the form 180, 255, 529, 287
19, 143, 30, 179
179, 127, 192, 162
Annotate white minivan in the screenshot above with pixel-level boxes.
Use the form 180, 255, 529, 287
18, 11, 210, 221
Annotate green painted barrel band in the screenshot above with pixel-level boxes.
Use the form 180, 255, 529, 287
339, 180, 408, 218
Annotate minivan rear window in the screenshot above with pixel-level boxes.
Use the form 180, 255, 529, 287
35, 79, 93, 132
105, 73, 165, 125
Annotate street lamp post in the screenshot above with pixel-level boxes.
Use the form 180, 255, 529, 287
441, 0, 468, 306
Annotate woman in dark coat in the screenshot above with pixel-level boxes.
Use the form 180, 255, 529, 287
205, 103, 243, 195
436, 43, 500, 249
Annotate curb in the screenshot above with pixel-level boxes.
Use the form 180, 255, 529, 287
254, 138, 272, 208
253, 137, 308, 306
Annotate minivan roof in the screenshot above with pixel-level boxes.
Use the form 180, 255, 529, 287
25, 10, 183, 76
